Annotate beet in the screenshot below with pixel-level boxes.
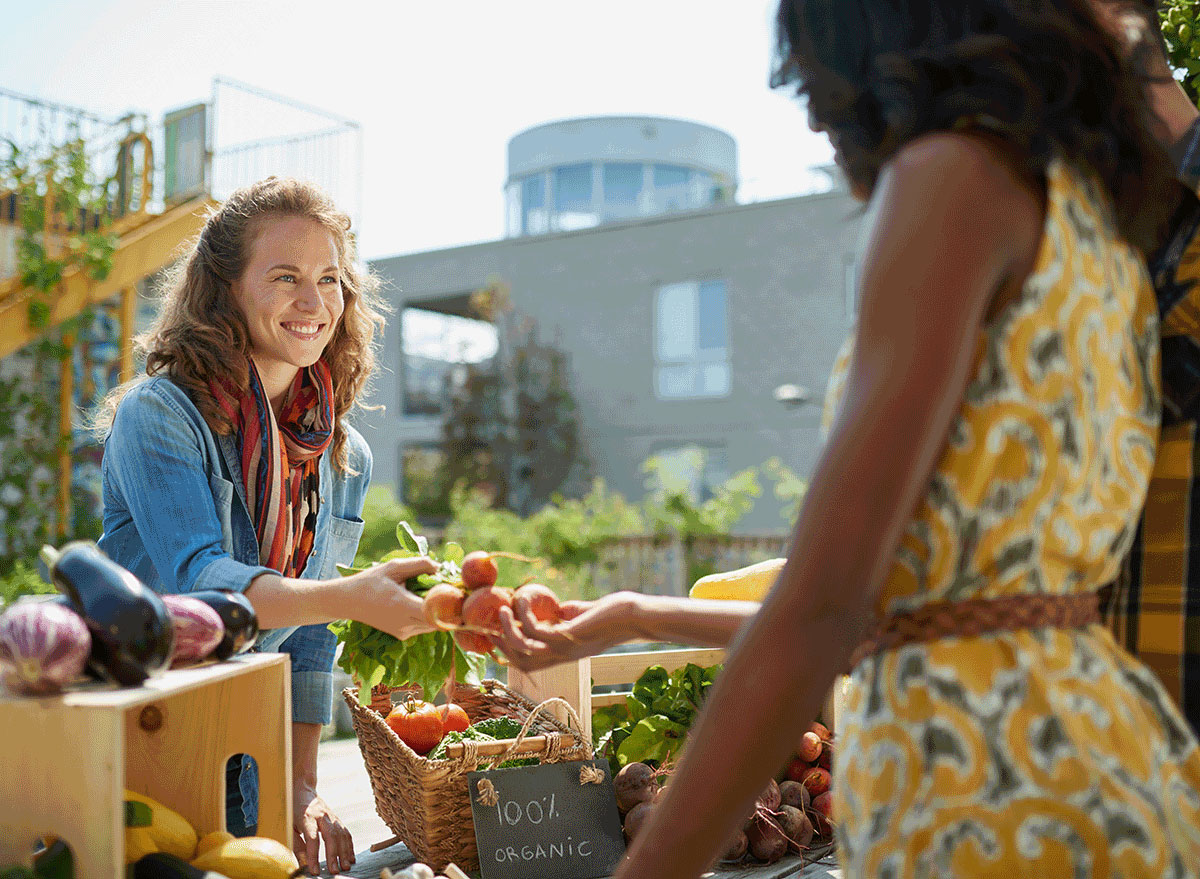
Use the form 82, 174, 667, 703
802, 767, 831, 799
777, 804, 813, 850
811, 791, 834, 836
756, 778, 781, 812
746, 815, 787, 864
779, 779, 810, 811
798, 731, 823, 762
512, 583, 561, 624
422, 584, 465, 629
719, 830, 748, 862
614, 762, 659, 813
461, 586, 513, 635
623, 801, 655, 842
460, 552, 498, 591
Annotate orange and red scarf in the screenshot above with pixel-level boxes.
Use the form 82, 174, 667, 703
212, 360, 335, 578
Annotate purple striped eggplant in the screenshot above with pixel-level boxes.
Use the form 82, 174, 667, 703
40, 542, 174, 686
160, 594, 225, 666
0, 600, 91, 695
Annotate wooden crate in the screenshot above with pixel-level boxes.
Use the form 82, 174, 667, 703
510, 647, 847, 745
0, 653, 292, 878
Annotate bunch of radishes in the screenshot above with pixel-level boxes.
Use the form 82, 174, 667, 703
784, 720, 835, 837
421, 551, 563, 656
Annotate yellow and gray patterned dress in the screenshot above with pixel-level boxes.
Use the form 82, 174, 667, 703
826, 160, 1200, 877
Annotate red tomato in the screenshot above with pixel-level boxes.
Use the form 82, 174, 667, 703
439, 702, 471, 734
386, 699, 444, 755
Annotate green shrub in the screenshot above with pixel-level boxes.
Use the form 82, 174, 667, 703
0, 560, 54, 609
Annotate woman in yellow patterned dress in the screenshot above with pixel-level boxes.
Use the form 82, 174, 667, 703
603, 1, 1200, 877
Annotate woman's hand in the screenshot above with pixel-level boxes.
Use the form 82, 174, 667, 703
345, 556, 438, 640
293, 785, 354, 875
494, 591, 643, 670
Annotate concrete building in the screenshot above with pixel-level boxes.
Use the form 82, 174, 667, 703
361, 116, 863, 532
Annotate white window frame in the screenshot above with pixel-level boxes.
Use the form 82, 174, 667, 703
653, 280, 731, 400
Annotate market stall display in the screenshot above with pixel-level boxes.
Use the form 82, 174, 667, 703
0, 653, 290, 878
0, 542, 283, 877
344, 681, 593, 873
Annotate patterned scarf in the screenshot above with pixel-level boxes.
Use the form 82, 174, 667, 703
212, 359, 335, 577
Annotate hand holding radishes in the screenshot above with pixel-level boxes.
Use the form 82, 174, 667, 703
492, 590, 643, 671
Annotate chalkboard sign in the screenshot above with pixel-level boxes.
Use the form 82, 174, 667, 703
467, 759, 626, 879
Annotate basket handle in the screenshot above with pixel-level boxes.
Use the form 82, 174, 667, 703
482, 696, 589, 769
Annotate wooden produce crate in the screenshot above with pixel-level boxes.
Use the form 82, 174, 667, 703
0, 653, 292, 878
509, 647, 847, 745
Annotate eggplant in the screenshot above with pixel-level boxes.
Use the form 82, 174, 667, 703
40, 542, 174, 686
160, 594, 225, 666
183, 590, 259, 659
0, 600, 91, 695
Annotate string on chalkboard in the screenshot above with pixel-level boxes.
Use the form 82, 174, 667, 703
476, 778, 499, 807
578, 765, 605, 785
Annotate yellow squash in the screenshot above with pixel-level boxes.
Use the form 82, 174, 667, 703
191, 837, 300, 879
123, 789, 198, 861
124, 827, 158, 865
688, 557, 785, 601
195, 830, 236, 857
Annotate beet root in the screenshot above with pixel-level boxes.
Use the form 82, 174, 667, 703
798, 731, 823, 762
757, 778, 781, 812
802, 767, 831, 799
776, 804, 814, 850
513, 583, 561, 624
623, 801, 655, 842
810, 791, 834, 836
614, 762, 659, 814
422, 584, 465, 629
779, 779, 810, 811
719, 830, 748, 862
746, 815, 788, 864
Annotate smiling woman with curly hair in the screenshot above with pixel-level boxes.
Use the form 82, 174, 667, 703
94, 178, 438, 874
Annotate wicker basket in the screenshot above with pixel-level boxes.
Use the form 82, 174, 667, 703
344, 679, 594, 871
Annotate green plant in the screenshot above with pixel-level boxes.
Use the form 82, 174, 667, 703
0, 137, 118, 573
1161, 0, 1200, 104
353, 485, 422, 568
593, 661, 724, 772
0, 560, 54, 609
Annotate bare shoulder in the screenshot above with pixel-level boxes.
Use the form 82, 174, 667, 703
885, 132, 1044, 225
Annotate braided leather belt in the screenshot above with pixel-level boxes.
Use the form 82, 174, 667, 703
848, 591, 1101, 669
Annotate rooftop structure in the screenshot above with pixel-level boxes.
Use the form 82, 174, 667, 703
504, 115, 738, 237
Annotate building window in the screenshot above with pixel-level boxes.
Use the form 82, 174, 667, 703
553, 163, 598, 231
522, 174, 549, 235
654, 280, 731, 399
602, 162, 643, 221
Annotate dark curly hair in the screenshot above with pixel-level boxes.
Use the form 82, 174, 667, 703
96, 178, 387, 473
772, 0, 1180, 253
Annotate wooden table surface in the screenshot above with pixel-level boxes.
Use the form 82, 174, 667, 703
329, 841, 840, 879
316, 738, 841, 879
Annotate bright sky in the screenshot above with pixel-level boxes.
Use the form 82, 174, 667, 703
1, 0, 834, 262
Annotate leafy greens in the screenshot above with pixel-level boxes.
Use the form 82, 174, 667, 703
593, 661, 723, 774
329, 522, 486, 703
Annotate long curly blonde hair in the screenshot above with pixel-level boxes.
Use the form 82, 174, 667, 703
96, 177, 387, 472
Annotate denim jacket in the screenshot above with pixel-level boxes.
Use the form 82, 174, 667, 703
99, 375, 370, 726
